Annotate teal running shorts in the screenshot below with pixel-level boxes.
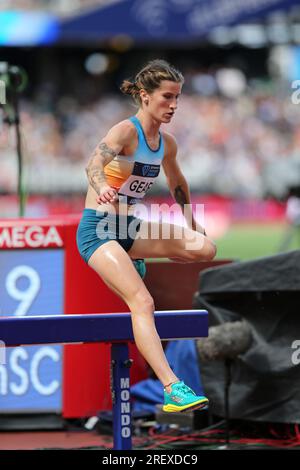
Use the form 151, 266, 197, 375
76, 208, 142, 264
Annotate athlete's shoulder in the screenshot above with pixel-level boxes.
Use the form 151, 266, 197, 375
162, 131, 178, 158
106, 119, 137, 144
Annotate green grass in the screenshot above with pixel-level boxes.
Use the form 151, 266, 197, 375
216, 223, 300, 261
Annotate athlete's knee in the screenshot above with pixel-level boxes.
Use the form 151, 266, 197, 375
203, 238, 217, 260
186, 237, 217, 262
129, 290, 155, 315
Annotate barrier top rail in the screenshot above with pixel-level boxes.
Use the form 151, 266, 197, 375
0, 310, 208, 347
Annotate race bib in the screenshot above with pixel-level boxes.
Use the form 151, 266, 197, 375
118, 162, 160, 200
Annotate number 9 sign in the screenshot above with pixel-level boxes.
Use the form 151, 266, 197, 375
0, 249, 64, 412
5, 265, 40, 317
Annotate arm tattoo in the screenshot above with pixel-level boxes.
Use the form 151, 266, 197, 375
175, 184, 206, 235
86, 142, 117, 194
174, 185, 188, 209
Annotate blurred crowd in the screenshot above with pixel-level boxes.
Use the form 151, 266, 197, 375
1, 74, 300, 197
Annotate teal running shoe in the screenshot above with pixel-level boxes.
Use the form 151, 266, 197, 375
163, 381, 209, 413
133, 259, 146, 279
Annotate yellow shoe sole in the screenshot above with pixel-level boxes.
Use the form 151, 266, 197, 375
162, 398, 209, 413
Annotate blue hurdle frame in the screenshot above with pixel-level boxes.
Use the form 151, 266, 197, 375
0, 310, 208, 450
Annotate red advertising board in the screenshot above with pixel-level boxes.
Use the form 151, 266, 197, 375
0, 215, 147, 418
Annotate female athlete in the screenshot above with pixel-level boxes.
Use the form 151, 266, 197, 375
77, 59, 216, 412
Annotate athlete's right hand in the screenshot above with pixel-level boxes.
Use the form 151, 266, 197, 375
96, 184, 118, 204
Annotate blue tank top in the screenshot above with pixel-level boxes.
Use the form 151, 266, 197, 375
109, 116, 165, 205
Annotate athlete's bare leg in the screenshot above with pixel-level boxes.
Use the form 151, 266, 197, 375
128, 220, 217, 261
87, 220, 216, 391
87, 241, 179, 390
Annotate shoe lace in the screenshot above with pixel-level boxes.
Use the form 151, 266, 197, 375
174, 383, 196, 396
